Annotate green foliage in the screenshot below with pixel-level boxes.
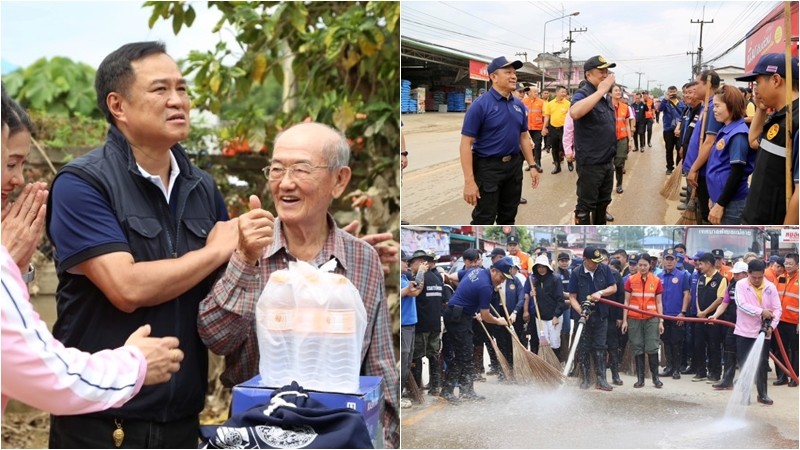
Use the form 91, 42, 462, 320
3, 57, 100, 118
484, 227, 533, 253
29, 111, 108, 150
144, 1, 400, 225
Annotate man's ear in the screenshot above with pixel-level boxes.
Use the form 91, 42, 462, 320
107, 92, 126, 124
331, 166, 352, 199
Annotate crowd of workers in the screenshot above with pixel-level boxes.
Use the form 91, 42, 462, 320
457, 53, 798, 226
401, 239, 798, 408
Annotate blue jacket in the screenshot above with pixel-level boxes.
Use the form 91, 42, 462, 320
658, 98, 686, 131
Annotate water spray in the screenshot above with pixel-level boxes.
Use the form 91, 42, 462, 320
562, 296, 595, 377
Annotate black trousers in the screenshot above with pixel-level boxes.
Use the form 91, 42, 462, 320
442, 308, 474, 394
548, 125, 564, 166
683, 320, 696, 368
664, 130, 679, 171
661, 319, 686, 346
471, 152, 523, 225
49, 414, 199, 449
575, 161, 614, 213
489, 322, 513, 372
577, 313, 608, 359
696, 174, 711, 225
635, 123, 646, 149
694, 321, 722, 377
736, 335, 770, 392
529, 129, 543, 167
777, 321, 799, 379
606, 317, 623, 356
645, 119, 653, 145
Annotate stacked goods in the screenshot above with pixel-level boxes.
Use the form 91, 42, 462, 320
430, 91, 447, 112
447, 92, 466, 112
401, 80, 417, 113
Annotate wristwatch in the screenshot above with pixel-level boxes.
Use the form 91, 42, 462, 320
680, 311, 687, 315
400, 151, 409, 156
21, 264, 35, 283
526, 164, 535, 171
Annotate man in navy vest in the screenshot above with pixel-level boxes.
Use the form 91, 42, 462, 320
569, 55, 618, 225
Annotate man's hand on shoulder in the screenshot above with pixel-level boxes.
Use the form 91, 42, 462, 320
343, 220, 398, 275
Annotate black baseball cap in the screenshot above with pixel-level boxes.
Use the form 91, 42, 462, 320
557, 252, 571, 261
584, 55, 616, 72
488, 56, 522, 75
507, 235, 519, 245
711, 249, 725, 259
583, 246, 604, 263
735, 53, 798, 82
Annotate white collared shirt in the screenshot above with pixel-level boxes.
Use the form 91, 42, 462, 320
137, 151, 180, 202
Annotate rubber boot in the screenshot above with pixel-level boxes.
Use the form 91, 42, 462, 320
756, 364, 773, 405
411, 358, 424, 389
575, 210, 591, 225
671, 344, 682, 379
579, 355, 591, 390
713, 351, 736, 390
610, 347, 623, 386
593, 350, 613, 391
649, 353, 663, 388
659, 345, 674, 377
634, 354, 646, 388
615, 166, 624, 191
593, 203, 609, 226
428, 354, 442, 396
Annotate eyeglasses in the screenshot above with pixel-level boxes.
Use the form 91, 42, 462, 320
262, 163, 332, 181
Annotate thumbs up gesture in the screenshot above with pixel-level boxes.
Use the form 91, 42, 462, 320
238, 195, 275, 265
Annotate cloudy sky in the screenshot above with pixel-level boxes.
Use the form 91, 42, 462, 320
1, 1, 229, 71
402, 0, 783, 89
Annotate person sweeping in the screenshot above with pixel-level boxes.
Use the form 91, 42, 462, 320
524, 254, 565, 367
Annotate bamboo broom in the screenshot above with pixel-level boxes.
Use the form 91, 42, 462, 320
496, 288, 536, 384
529, 275, 563, 371
405, 370, 424, 404
478, 319, 514, 383
660, 163, 683, 200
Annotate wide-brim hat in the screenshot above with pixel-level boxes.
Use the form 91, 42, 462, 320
533, 254, 553, 272
409, 249, 434, 262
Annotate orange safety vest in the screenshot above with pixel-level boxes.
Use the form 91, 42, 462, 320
513, 251, 533, 277
777, 271, 799, 324
523, 96, 545, 131
645, 97, 654, 119
719, 264, 733, 283
627, 272, 662, 320
614, 100, 629, 140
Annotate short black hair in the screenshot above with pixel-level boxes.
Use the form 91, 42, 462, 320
785, 253, 798, 264
674, 243, 687, 251
699, 253, 716, 265
95, 41, 168, 124
699, 69, 721, 89
748, 259, 767, 273
668, 85, 677, 90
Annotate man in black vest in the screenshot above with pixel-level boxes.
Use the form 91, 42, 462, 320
693, 253, 727, 383
569, 55, 618, 225
45, 42, 239, 448
409, 250, 446, 396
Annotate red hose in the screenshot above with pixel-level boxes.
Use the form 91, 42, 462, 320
772, 326, 799, 382
596, 297, 799, 384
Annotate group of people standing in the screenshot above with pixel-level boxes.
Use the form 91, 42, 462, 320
400, 239, 798, 408
458, 52, 798, 226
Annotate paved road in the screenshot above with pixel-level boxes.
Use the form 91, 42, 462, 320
402, 112, 685, 225
402, 346, 799, 449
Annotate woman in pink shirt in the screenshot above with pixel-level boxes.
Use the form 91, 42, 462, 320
733, 259, 782, 405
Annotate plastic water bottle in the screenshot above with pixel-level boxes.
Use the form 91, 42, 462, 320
321, 274, 367, 393
256, 271, 296, 388
291, 268, 327, 389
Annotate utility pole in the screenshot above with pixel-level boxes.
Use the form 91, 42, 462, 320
690, 18, 714, 76
565, 26, 587, 92
635, 71, 644, 91
687, 51, 698, 79
515, 52, 528, 63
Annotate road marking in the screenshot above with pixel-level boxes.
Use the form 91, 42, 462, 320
401, 398, 447, 427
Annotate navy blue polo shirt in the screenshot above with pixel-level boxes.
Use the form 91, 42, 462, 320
449, 267, 494, 316
462, 87, 528, 158
658, 267, 690, 316
572, 83, 616, 165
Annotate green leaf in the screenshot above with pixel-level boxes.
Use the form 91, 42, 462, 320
185, 6, 196, 27
172, 5, 184, 35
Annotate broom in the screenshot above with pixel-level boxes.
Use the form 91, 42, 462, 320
659, 164, 683, 200
405, 370, 424, 404
529, 275, 562, 371
495, 289, 537, 384
676, 191, 698, 224
478, 319, 514, 382
491, 304, 564, 387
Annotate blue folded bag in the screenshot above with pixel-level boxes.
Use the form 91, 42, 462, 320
202, 382, 373, 449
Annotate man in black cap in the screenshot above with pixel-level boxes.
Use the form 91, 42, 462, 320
736, 53, 799, 225
507, 235, 532, 276
460, 56, 540, 225
408, 250, 446, 396
440, 257, 512, 403
711, 248, 733, 282
569, 55, 618, 225
567, 246, 618, 391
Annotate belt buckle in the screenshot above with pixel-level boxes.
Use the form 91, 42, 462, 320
501, 155, 512, 162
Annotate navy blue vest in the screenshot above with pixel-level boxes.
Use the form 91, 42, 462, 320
574, 83, 616, 165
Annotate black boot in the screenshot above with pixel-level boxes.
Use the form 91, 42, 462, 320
593, 203, 609, 225
594, 350, 613, 391
634, 354, 646, 388
649, 353, 663, 388
615, 166, 624, 191
610, 347, 623, 386
671, 344, 682, 379
714, 351, 736, 390
551, 163, 562, 174
660, 345, 674, 377
575, 210, 591, 225
428, 355, 442, 396
756, 366, 773, 405
579, 355, 591, 390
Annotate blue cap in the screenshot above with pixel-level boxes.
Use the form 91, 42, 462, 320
691, 251, 705, 260
492, 257, 514, 279
488, 56, 522, 75
663, 248, 678, 259
736, 53, 798, 82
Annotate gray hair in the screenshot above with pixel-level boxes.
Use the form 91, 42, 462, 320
274, 122, 350, 169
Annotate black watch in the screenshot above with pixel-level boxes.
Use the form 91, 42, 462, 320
680, 311, 686, 315
526, 164, 535, 171
400, 151, 408, 156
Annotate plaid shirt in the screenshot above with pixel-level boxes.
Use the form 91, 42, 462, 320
198, 214, 399, 448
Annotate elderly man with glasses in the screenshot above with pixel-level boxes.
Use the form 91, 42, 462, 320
197, 122, 399, 448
